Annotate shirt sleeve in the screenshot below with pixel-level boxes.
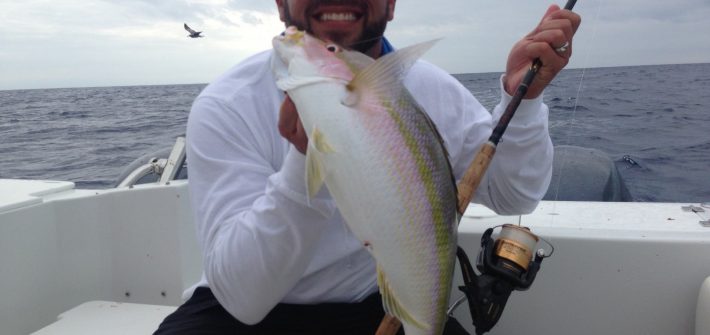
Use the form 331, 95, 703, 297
407, 66, 552, 216
185, 95, 337, 325
474, 75, 553, 214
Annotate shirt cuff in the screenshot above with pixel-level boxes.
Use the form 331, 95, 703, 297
278, 146, 308, 195
495, 74, 546, 125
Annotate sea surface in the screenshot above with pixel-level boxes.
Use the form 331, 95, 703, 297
1, 63, 709, 202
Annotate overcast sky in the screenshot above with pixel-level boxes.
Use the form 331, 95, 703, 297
1, 0, 709, 90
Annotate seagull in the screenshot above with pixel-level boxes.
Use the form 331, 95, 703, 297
184, 23, 203, 38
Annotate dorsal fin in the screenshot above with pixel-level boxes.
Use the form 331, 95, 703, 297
340, 49, 375, 73
342, 39, 440, 107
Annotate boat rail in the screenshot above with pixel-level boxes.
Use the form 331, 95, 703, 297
116, 137, 186, 188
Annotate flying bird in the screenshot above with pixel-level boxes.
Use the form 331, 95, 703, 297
184, 23, 203, 38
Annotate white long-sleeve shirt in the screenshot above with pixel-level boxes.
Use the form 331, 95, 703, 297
185, 50, 553, 325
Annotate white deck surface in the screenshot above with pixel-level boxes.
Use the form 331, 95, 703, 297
31, 301, 176, 335
0, 179, 76, 213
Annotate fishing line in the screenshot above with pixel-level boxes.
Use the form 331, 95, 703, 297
550, 0, 604, 223
344, 34, 385, 50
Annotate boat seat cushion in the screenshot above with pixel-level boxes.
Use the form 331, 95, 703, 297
544, 145, 632, 201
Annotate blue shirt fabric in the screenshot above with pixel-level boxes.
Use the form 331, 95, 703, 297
381, 37, 395, 55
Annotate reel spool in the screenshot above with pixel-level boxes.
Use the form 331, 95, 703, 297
494, 224, 540, 275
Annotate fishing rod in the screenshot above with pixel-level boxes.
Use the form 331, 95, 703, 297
377, 1, 578, 334
457, 0, 577, 211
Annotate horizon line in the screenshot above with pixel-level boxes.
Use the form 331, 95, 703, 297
2, 61, 708, 92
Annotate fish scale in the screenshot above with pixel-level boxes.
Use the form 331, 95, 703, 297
272, 27, 458, 335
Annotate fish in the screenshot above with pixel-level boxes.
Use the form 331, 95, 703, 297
272, 27, 459, 335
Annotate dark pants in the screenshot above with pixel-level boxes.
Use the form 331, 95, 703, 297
154, 287, 470, 335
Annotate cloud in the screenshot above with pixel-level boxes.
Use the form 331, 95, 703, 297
386, 0, 710, 73
241, 12, 263, 25
0, 0, 284, 90
595, 0, 710, 23
226, 0, 278, 14
1, 0, 709, 90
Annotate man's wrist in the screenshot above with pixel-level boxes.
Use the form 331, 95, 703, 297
278, 146, 308, 195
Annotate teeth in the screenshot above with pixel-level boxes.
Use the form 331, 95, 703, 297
319, 12, 357, 22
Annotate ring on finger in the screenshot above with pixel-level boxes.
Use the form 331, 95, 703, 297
555, 41, 570, 54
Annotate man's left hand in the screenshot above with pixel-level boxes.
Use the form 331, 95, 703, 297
504, 5, 582, 98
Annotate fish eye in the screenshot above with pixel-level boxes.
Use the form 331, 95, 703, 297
326, 44, 340, 53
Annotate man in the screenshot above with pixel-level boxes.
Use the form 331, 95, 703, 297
155, 0, 581, 334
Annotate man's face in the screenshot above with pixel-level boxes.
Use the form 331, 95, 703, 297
276, 0, 395, 55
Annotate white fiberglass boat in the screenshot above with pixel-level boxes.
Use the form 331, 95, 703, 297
2, 140, 709, 335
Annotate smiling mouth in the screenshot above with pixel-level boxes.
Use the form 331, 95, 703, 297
317, 12, 360, 22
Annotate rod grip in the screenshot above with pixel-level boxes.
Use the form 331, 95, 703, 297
457, 142, 497, 214
375, 314, 401, 335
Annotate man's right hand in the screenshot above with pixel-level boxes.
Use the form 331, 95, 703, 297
278, 95, 308, 154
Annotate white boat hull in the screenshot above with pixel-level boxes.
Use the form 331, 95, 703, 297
456, 201, 710, 334
1, 179, 708, 334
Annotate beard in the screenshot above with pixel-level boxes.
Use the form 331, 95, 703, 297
282, 0, 389, 54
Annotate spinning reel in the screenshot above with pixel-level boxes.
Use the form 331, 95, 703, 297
449, 224, 554, 335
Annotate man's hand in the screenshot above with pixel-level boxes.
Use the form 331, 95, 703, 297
504, 5, 581, 98
278, 95, 308, 154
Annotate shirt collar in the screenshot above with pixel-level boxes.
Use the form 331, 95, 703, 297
380, 37, 395, 55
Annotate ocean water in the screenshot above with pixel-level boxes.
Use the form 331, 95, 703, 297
1, 63, 708, 202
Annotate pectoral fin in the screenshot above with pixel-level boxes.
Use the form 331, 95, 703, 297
311, 127, 335, 154
376, 265, 428, 330
305, 127, 334, 198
